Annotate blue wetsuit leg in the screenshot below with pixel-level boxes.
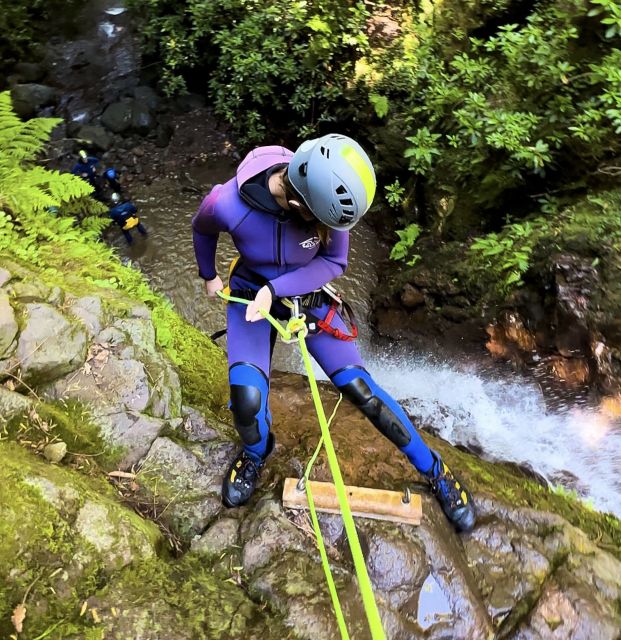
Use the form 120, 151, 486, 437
226, 289, 274, 463
306, 306, 434, 473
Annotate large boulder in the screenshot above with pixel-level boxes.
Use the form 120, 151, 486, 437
133, 86, 159, 111
16, 303, 88, 384
43, 309, 182, 467
13, 62, 45, 83
10, 83, 56, 119
0, 441, 161, 638
0, 441, 288, 639
101, 100, 133, 133
77, 124, 113, 151
131, 101, 156, 135
137, 437, 228, 539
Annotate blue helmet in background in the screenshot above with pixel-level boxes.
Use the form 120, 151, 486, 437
105, 168, 118, 180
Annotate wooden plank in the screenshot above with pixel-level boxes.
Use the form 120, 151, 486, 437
282, 478, 422, 526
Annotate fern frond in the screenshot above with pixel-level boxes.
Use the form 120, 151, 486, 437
0, 92, 61, 161
44, 170, 95, 202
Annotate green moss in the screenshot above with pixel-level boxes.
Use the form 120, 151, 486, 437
0, 441, 162, 639
2, 398, 124, 470
86, 554, 294, 640
152, 305, 229, 420
431, 436, 621, 558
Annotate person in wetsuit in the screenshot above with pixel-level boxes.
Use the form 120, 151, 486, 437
104, 168, 122, 194
192, 135, 476, 532
108, 192, 147, 244
71, 150, 103, 198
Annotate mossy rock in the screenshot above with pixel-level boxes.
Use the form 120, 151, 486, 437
0, 441, 162, 639
1, 398, 125, 470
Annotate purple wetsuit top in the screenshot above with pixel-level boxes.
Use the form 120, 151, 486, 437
192, 145, 349, 299
192, 145, 363, 377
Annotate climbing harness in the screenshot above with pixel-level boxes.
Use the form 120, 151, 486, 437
210, 267, 358, 343
215, 289, 411, 640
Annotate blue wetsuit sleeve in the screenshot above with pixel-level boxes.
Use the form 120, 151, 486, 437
192, 186, 228, 281
268, 230, 349, 298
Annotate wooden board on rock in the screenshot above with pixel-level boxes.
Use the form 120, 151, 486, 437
282, 477, 422, 526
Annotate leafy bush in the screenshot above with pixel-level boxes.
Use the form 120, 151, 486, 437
128, 0, 621, 278
466, 188, 621, 298
379, 0, 621, 223
128, 0, 370, 144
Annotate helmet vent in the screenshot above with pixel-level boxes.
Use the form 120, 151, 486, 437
299, 162, 308, 177
336, 185, 347, 195
320, 146, 330, 158
340, 198, 353, 206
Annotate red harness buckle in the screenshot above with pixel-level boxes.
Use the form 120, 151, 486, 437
314, 301, 358, 342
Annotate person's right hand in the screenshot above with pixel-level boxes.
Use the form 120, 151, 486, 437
205, 275, 224, 298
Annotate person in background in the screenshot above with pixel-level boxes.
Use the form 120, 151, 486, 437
104, 168, 122, 194
192, 134, 476, 533
108, 192, 147, 244
71, 150, 102, 197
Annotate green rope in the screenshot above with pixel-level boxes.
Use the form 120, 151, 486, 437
303, 396, 349, 640
217, 291, 292, 339
297, 332, 386, 640
215, 290, 386, 640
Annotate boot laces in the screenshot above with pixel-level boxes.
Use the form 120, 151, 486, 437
233, 452, 261, 489
430, 463, 465, 509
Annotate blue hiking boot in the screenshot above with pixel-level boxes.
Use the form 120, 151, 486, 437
425, 450, 476, 532
222, 434, 275, 508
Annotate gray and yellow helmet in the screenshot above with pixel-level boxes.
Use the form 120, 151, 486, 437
288, 134, 376, 230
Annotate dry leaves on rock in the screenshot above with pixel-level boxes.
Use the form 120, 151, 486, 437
11, 603, 26, 633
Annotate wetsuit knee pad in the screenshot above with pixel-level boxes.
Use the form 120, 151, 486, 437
229, 363, 270, 447
331, 367, 412, 448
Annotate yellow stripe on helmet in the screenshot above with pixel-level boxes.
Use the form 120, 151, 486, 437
340, 145, 376, 209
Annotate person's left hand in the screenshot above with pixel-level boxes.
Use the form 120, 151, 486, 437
246, 285, 273, 322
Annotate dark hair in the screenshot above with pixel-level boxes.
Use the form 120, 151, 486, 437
282, 169, 331, 245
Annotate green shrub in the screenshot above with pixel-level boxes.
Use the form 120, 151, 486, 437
129, 0, 370, 144
127, 0, 621, 260
385, 0, 621, 223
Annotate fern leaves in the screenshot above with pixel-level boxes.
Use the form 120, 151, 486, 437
0, 92, 61, 161
0, 90, 108, 267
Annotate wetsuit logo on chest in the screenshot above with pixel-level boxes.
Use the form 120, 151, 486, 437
299, 236, 320, 249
